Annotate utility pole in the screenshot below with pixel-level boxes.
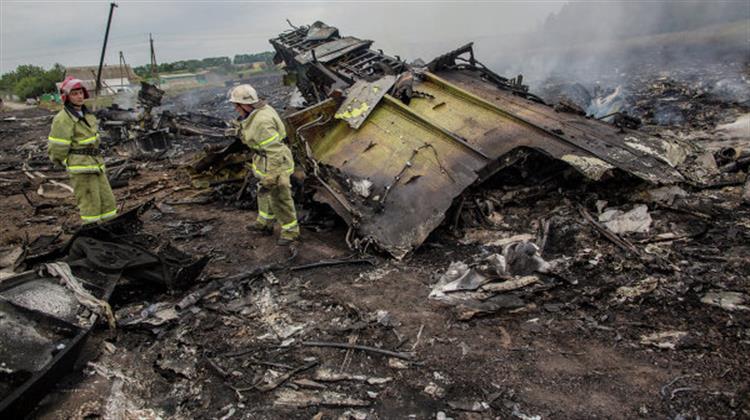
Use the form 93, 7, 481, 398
95, 2, 118, 96
149, 33, 159, 85
118, 51, 126, 88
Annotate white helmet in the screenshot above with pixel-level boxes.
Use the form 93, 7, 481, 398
228, 84, 260, 105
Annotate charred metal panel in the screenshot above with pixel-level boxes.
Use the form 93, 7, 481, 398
275, 22, 684, 258
431, 71, 684, 183
290, 94, 486, 258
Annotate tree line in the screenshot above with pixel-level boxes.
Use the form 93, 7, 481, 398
133, 51, 274, 77
0, 64, 65, 100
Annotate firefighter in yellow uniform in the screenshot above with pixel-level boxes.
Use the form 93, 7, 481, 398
228, 84, 300, 245
48, 77, 116, 224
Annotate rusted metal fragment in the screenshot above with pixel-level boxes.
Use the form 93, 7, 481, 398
335, 76, 396, 129
288, 95, 484, 259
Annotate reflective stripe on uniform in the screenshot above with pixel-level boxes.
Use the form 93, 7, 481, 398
78, 134, 99, 145
100, 209, 117, 219
81, 214, 101, 222
48, 137, 72, 145
281, 220, 298, 230
258, 210, 275, 220
253, 164, 294, 177
257, 132, 279, 147
67, 164, 104, 173
81, 208, 117, 223
252, 163, 266, 177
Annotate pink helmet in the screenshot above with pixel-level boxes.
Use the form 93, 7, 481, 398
60, 76, 90, 102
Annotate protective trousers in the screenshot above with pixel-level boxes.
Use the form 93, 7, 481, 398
69, 172, 117, 223
256, 180, 299, 239
254, 152, 299, 239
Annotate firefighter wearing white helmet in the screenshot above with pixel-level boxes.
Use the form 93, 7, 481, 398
48, 76, 117, 224
229, 84, 300, 245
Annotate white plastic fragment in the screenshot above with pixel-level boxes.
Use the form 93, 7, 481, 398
701, 291, 749, 311
640, 331, 688, 350
598, 204, 652, 234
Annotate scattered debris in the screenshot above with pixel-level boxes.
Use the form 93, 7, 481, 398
423, 382, 446, 398
301, 340, 413, 360
448, 400, 489, 412
312, 368, 392, 385
640, 331, 689, 350
612, 277, 661, 303
701, 291, 749, 311
274, 389, 371, 408
0, 202, 207, 417
598, 204, 652, 234
643, 185, 689, 205
429, 242, 554, 319
115, 301, 179, 327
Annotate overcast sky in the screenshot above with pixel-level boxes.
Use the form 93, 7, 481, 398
0, 1, 564, 74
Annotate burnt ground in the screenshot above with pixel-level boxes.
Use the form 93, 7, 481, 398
1, 64, 749, 420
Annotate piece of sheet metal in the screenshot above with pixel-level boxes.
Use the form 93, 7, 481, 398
295, 37, 372, 65
335, 76, 396, 129
289, 76, 684, 259
278, 22, 684, 259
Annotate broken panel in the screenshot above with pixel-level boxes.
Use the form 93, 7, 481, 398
335, 76, 396, 129
274, 22, 684, 259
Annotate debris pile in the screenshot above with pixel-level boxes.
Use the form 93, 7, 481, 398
273, 21, 685, 259
429, 241, 554, 320
539, 60, 750, 130
0, 202, 207, 417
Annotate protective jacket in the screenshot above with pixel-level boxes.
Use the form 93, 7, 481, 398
48, 104, 105, 174
239, 104, 294, 180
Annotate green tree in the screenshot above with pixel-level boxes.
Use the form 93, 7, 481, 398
0, 63, 66, 99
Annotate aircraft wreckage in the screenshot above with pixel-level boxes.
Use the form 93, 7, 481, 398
268, 21, 683, 259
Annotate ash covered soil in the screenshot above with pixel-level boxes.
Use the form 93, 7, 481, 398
1, 63, 749, 420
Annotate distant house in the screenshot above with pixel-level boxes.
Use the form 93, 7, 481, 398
158, 71, 208, 88
58, 65, 138, 96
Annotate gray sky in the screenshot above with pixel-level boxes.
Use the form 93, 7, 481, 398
0, 1, 564, 74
